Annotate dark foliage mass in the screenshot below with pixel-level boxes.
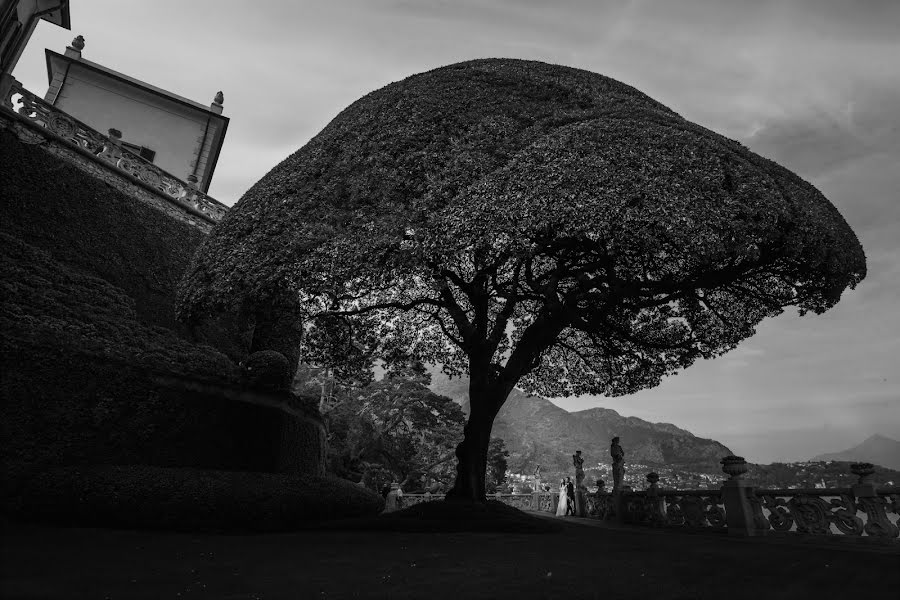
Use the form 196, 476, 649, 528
319, 369, 465, 492
0, 128, 206, 334
1, 233, 327, 503
486, 437, 510, 493
181, 58, 865, 398
0, 232, 236, 381
241, 350, 292, 392
20, 465, 384, 532
179, 58, 866, 499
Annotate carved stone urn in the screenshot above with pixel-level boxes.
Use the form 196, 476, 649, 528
646, 472, 660, 490
720, 455, 748, 480
850, 462, 875, 485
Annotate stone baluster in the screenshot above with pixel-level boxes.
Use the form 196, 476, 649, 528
645, 472, 667, 525
383, 482, 402, 513
851, 463, 899, 538
0, 72, 19, 111
100, 128, 123, 164
720, 455, 765, 537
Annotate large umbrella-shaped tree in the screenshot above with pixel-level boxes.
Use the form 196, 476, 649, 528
178, 59, 866, 502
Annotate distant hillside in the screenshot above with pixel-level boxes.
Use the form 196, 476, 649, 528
429, 371, 732, 477
812, 434, 900, 470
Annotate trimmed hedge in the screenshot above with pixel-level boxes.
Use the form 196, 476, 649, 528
0, 128, 206, 335
19, 465, 384, 532
1, 232, 327, 504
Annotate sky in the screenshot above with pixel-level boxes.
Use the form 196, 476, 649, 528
13, 0, 900, 464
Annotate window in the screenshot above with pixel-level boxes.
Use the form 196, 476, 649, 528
122, 142, 156, 163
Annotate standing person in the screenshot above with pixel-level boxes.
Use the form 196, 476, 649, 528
555, 478, 568, 516
565, 477, 576, 516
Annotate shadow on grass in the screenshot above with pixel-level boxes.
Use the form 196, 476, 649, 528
303, 499, 564, 534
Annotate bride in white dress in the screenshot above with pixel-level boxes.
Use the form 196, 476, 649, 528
555, 478, 568, 516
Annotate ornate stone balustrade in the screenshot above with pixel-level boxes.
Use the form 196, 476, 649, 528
582, 462, 898, 540
0, 74, 227, 225
385, 471, 898, 541
751, 488, 899, 537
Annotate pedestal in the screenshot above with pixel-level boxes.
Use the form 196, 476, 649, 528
574, 490, 586, 517
612, 485, 632, 523
721, 479, 764, 537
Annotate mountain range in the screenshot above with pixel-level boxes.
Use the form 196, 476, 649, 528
812, 434, 900, 470
429, 372, 733, 476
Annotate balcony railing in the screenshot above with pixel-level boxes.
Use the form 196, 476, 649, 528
0, 74, 227, 224
387, 461, 900, 541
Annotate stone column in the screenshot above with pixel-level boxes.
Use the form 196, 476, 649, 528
720, 455, 764, 537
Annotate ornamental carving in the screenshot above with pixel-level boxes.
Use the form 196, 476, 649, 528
761, 495, 794, 531
856, 496, 899, 538
786, 495, 832, 535
829, 495, 863, 536
1, 78, 227, 223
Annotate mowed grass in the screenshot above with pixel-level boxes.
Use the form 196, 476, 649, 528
2, 516, 897, 600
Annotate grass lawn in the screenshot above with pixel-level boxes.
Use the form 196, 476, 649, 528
1, 515, 897, 599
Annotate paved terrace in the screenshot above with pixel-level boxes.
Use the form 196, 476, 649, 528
1, 514, 896, 600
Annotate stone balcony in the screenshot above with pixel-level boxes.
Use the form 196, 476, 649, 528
390, 459, 900, 545
0, 74, 228, 233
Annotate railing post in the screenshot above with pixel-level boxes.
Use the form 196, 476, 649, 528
99, 127, 123, 164
383, 482, 402, 513
612, 485, 632, 523
851, 462, 899, 538
720, 455, 765, 536
646, 473, 666, 525
0, 72, 19, 111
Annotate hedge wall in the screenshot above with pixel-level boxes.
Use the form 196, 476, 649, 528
0, 232, 325, 506
0, 127, 204, 335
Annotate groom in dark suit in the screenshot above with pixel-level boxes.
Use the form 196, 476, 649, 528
565, 477, 576, 516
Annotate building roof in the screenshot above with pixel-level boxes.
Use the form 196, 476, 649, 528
45, 49, 228, 119
44, 48, 229, 193
40, 2, 71, 30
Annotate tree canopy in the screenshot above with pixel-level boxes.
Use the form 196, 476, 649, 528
178, 59, 866, 500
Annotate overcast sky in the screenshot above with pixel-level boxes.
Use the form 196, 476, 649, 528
14, 0, 899, 463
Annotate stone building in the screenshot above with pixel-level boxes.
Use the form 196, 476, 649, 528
0, 0, 70, 74
42, 36, 229, 193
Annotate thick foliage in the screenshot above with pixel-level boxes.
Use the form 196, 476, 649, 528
323, 370, 465, 492
486, 437, 510, 493
0, 232, 236, 381
180, 58, 865, 402
0, 129, 206, 334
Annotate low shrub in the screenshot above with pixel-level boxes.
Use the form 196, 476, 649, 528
241, 350, 291, 392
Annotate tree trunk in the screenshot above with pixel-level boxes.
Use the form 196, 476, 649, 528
446, 373, 508, 502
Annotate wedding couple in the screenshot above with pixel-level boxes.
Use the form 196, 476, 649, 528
555, 476, 575, 517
